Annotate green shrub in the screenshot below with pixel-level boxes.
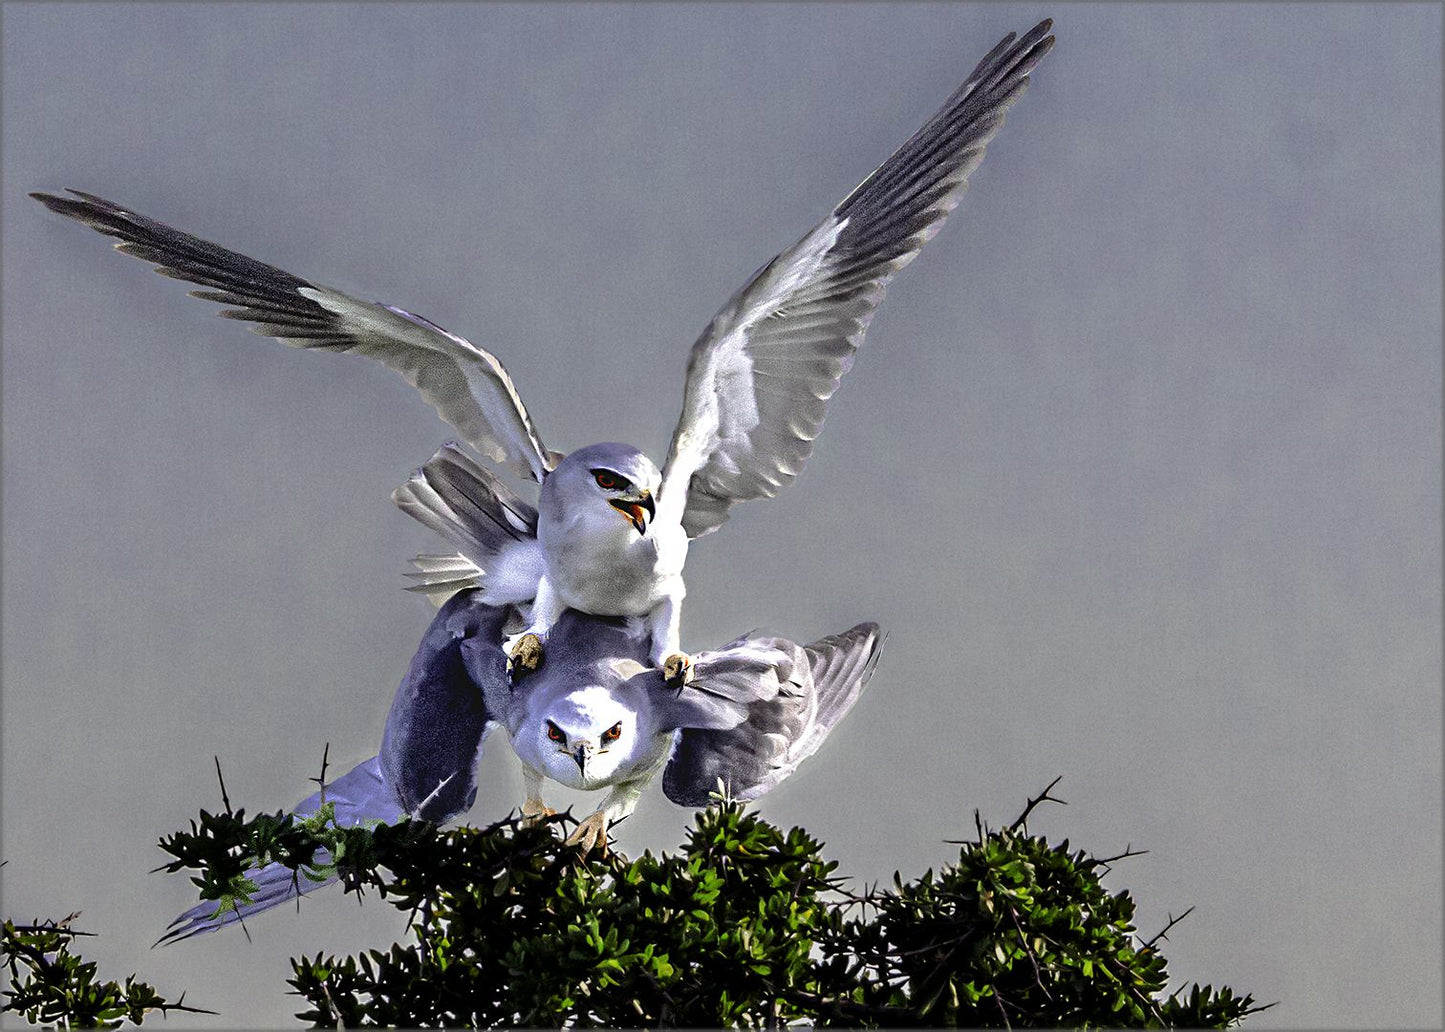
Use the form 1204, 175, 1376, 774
5, 782, 1270, 1028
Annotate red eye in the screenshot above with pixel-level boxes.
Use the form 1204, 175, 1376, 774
593, 471, 618, 490
546, 722, 566, 744
603, 722, 622, 743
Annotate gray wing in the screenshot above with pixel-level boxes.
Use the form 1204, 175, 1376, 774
30, 189, 557, 483
649, 637, 802, 732
662, 623, 884, 806
379, 591, 511, 817
658, 21, 1053, 538
160, 593, 513, 943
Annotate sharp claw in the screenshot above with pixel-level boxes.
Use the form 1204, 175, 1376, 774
564, 812, 610, 855
520, 800, 557, 827
661, 652, 693, 689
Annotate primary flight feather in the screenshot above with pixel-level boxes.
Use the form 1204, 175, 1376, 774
32, 20, 1053, 678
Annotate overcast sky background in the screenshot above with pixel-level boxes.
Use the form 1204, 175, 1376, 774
2, 3, 1440, 1028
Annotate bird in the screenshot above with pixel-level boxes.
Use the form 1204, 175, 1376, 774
158, 593, 884, 942
31, 20, 1053, 683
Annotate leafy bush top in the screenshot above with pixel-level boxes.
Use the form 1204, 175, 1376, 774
106, 780, 1269, 1027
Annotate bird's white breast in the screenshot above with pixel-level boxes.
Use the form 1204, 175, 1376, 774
539, 508, 687, 617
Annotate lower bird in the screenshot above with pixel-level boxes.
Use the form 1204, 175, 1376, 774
159, 594, 883, 943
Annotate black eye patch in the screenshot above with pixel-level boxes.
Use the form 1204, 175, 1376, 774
590, 468, 632, 491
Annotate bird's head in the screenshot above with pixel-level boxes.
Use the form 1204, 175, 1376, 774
545, 444, 660, 537
531, 681, 640, 790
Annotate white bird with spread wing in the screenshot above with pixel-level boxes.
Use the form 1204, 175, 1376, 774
32, 21, 1053, 682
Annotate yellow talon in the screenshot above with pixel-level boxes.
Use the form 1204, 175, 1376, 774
509, 633, 545, 681
661, 651, 693, 688
564, 811, 611, 855
520, 799, 557, 827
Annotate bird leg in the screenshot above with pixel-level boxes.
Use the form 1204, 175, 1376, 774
646, 595, 692, 687
563, 780, 648, 856
520, 769, 556, 826
520, 797, 557, 826
508, 633, 545, 681
564, 810, 612, 854
509, 576, 565, 681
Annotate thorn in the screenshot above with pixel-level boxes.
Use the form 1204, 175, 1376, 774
1008, 775, 1066, 834
309, 743, 332, 799
214, 757, 233, 815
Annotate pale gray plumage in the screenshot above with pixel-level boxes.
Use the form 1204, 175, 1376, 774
665, 625, 885, 805
31, 20, 1053, 667
160, 594, 882, 940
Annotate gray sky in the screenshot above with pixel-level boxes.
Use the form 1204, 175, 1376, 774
2, 2, 1440, 1027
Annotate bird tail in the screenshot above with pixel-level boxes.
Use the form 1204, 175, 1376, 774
393, 442, 540, 605
403, 552, 488, 606
156, 755, 406, 945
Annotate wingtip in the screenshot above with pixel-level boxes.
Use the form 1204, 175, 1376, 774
31, 188, 109, 210
29, 189, 68, 212
1025, 18, 1057, 55
152, 925, 189, 949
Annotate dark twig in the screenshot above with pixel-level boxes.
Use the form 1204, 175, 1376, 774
1008, 776, 1066, 834
992, 984, 1013, 1029
316, 975, 344, 1029
153, 991, 218, 1018
1008, 905, 1053, 1001
214, 756, 233, 815
310, 742, 333, 804
1094, 845, 1149, 867
4, 922, 95, 938
1142, 905, 1195, 950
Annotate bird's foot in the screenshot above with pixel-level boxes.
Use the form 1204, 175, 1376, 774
564, 810, 612, 855
661, 651, 693, 689
520, 798, 557, 827
508, 633, 545, 682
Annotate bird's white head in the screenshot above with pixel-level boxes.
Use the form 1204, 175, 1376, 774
542, 443, 661, 537
530, 681, 642, 790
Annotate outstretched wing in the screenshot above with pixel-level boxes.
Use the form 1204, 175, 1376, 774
380, 591, 512, 817
661, 622, 884, 805
30, 189, 557, 483
650, 637, 803, 732
658, 21, 1054, 538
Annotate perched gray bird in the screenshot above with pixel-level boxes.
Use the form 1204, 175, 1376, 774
31, 21, 1052, 681
159, 594, 883, 942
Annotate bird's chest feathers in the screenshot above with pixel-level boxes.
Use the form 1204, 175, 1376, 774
541, 510, 685, 613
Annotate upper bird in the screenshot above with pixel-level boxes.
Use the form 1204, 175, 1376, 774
32, 20, 1053, 681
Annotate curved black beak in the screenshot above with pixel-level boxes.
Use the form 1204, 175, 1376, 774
608, 489, 655, 535
572, 744, 587, 773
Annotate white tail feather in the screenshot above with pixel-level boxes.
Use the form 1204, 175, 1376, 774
405, 552, 485, 607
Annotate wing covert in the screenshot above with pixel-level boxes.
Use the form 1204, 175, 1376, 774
661, 622, 883, 806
